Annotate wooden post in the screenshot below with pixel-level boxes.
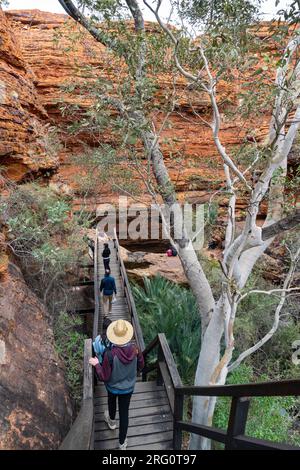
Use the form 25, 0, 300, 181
156, 345, 164, 386
142, 363, 147, 382
225, 397, 250, 450
173, 390, 184, 450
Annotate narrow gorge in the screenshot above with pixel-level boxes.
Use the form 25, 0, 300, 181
0, 5, 299, 450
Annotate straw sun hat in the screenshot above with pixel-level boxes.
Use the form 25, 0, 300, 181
106, 319, 133, 345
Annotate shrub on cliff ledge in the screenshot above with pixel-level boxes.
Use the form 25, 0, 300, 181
0, 183, 89, 311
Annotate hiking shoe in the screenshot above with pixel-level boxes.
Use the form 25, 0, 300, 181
104, 410, 116, 430
119, 438, 128, 450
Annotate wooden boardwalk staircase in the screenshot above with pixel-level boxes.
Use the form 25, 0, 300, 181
93, 237, 173, 450
96, 239, 129, 323
60, 229, 300, 451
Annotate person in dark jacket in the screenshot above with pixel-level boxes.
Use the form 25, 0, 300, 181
100, 269, 117, 316
89, 319, 144, 450
102, 243, 111, 271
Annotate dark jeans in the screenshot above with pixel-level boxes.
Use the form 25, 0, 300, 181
108, 391, 132, 445
103, 258, 110, 271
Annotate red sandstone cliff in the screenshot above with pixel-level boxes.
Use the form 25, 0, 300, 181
0, 262, 72, 449
0, 11, 73, 450
0, 9, 58, 181
1, 9, 278, 208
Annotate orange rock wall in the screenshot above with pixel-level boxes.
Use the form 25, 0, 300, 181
0, 10, 284, 208
0, 9, 58, 181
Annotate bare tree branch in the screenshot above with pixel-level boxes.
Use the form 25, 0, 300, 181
228, 246, 300, 372
58, 0, 122, 51
268, 34, 300, 146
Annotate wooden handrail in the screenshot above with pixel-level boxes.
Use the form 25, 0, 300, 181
175, 379, 300, 397
141, 332, 300, 451
93, 231, 100, 339
60, 339, 94, 450
143, 335, 159, 358
142, 334, 182, 387
173, 378, 300, 450
157, 333, 182, 389
60, 231, 100, 450
113, 229, 145, 352
142, 333, 183, 448
233, 435, 300, 450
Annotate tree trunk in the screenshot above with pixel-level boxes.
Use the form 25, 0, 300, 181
190, 297, 228, 449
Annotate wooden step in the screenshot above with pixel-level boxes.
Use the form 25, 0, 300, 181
95, 403, 171, 420
94, 390, 167, 404
129, 440, 173, 450
95, 397, 169, 414
95, 420, 173, 442
94, 430, 173, 449
94, 412, 172, 431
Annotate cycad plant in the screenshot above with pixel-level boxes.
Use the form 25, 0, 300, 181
132, 276, 201, 384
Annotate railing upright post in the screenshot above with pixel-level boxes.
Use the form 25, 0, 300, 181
225, 397, 250, 450
142, 365, 148, 382
93, 233, 100, 338
156, 345, 163, 386
173, 389, 184, 450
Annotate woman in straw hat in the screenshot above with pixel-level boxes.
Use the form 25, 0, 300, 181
89, 319, 144, 450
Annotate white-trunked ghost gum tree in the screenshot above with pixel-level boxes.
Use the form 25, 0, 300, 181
58, 0, 300, 449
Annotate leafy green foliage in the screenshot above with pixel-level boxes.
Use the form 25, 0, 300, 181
213, 364, 300, 446
235, 288, 300, 379
0, 183, 89, 305
2, 184, 69, 245
78, 0, 128, 22
54, 312, 88, 408
179, 0, 262, 29
197, 252, 222, 295
72, 143, 140, 197
285, 164, 300, 210
132, 275, 201, 384
177, 0, 263, 71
